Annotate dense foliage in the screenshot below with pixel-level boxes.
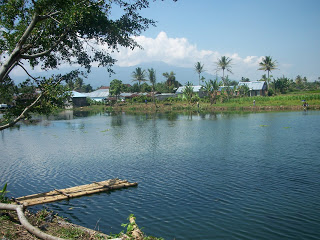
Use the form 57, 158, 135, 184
0, 0, 173, 130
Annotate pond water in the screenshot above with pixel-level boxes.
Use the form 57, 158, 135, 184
1, 110, 320, 240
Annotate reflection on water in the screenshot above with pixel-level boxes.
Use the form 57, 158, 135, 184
1, 110, 320, 240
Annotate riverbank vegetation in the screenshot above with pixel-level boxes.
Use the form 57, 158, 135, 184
99, 91, 320, 114
0, 207, 162, 240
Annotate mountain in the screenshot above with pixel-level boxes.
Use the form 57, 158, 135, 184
10, 61, 221, 89
87, 61, 220, 88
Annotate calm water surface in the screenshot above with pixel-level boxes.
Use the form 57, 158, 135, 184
1, 110, 320, 240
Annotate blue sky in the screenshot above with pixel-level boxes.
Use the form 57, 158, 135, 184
10, 0, 320, 87
112, 0, 320, 83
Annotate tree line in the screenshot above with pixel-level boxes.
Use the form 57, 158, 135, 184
0, 0, 318, 130
108, 55, 319, 103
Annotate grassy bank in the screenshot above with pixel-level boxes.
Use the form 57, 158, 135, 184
102, 93, 320, 113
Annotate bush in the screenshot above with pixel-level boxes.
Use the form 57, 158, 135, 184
191, 95, 200, 103
268, 89, 274, 96
131, 96, 152, 103
164, 97, 180, 103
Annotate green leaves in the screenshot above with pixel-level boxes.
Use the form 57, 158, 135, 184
1, 0, 158, 74
258, 56, 278, 79
110, 78, 123, 99
132, 67, 147, 88
0, 183, 8, 203
182, 81, 194, 103
1, 0, 176, 129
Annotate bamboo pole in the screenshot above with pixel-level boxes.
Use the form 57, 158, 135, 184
15, 179, 128, 201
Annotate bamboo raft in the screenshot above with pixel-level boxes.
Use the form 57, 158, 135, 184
14, 179, 138, 207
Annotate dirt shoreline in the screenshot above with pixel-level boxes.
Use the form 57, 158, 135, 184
0, 208, 111, 240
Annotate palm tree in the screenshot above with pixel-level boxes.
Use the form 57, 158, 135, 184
194, 62, 205, 85
162, 71, 176, 86
216, 56, 233, 86
132, 67, 147, 90
258, 56, 278, 81
148, 68, 157, 107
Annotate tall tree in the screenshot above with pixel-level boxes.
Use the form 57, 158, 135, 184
258, 56, 278, 82
194, 62, 205, 85
162, 71, 176, 87
148, 68, 157, 106
110, 79, 123, 102
132, 67, 147, 89
74, 78, 84, 92
216, 56, 233, 86
295, 75, 303, 85
0, 0, 174, 130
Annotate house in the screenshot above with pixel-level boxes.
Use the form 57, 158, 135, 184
0, 103, 8, 109
107, 92, 146, 101
84, 88, 109, 102
71, 91, 88, 107
176, 85, 206, 98
237, 81, 267, 96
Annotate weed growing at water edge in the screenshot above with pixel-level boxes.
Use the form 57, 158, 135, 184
0, 183, 9, 203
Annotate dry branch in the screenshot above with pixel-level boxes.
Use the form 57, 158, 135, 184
0, 203, 64, 240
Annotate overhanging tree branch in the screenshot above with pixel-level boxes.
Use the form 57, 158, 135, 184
0, 14, 40, 82
20, 32, 67, 60
0, 75, 65, 131
17, 62, 40, 82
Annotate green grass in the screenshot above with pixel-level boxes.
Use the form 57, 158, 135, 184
78, 92, 320, 114
57, 227, 87, 239
219, 93, 320, 107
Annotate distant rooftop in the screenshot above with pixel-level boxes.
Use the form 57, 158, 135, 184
71, 91, 87, 98
238, 81, 266, 90
84, 88, 109, 98
176, 85, 203, 93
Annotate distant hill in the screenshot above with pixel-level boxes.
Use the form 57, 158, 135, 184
10, 61, 223, 88
87, 61, 221, 87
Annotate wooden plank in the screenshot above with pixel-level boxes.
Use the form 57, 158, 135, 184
14, 179, 138, 206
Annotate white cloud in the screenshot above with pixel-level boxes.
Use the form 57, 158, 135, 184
111, 31, 285, 81
5, 31, 295, 83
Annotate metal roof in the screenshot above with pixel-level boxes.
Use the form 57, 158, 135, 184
218, 86, 236, 91
84, 89, 109, 98
238, 81, 266, 90
176, 85, 203, 94
71, 91, 87, 98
